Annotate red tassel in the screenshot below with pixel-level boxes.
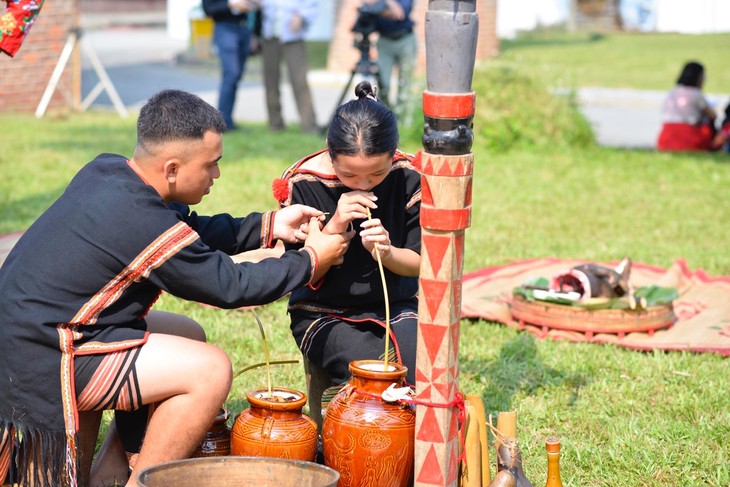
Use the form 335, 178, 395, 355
272, 178, 289, 202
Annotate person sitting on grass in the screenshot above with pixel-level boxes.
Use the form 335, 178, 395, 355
273, 81, 421, 409
657, 61, 718, 152
711, 102, 730, 153
0, 89, 350, 487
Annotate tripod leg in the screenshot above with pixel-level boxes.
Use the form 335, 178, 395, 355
334, 69, 358, 114
81, 35, 128, 118
324, 69, 358, 132
35, 31, 77, 118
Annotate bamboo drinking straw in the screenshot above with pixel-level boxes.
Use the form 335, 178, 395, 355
366, 207, 391, 370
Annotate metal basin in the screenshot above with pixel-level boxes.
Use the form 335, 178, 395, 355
136, 456, 339, 487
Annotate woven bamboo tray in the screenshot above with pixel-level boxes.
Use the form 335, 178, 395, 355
510, 294, 675, 339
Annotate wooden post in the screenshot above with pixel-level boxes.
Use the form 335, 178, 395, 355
414, 1, 478, 485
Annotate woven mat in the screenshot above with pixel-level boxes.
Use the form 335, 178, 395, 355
461, 258, 730, 356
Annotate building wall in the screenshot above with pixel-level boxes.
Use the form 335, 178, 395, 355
0, 0, 79, 113
655, 0, 730, 34
327, 0, 498, 74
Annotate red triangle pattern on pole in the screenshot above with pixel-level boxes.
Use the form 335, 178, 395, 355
421, 177, 434, 205
452, 281, 462, 321
420, 279, 449, 321
416, 445, 445, 485
422, 233, 451, 278
454, 233, 465, 272
419, 323, 447, 366
447, 443, 460, 484
416, 406, 445, 443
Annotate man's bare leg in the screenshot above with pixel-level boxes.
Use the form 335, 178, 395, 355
90, 311, 207, 487
88, 419, 130, 487
124, 333, 232, 487
78, 410, 103, 486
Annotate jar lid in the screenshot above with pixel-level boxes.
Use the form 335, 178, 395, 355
545, 437, 561, 452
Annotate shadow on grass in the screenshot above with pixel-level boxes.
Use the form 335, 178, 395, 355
461, 332, 588, 415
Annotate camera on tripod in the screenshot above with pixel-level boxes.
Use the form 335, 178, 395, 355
352, 0, 386, 37
324, 0, 385, 132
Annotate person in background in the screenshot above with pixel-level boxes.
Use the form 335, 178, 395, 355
363, 0, 416, 124
0, 89, 349, 487
203, 0, 259, 131
711, 102, 730, 153
657, 61, 717, 152
257, 0, 319, 133
273, 81, 421, 410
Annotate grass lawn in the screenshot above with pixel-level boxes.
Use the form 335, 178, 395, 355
1, 31, 729, 487
498, 31, 730, 93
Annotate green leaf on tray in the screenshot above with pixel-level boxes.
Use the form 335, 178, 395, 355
634, 285, 679, 306
513, 283, 679, 309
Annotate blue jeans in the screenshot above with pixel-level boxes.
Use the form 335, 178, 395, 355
213, 20, 251, 129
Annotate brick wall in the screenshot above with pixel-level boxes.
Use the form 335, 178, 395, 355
77, 0, 164, 13
0, 0, 79, 113
327, 0, 498, 74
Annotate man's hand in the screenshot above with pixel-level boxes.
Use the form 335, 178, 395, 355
382, 0, 405, 20
304, 217, 355, 282
289, 13, 304, 33
325, 191, 377, 234
228, 0, 257, 13
274, 205, 324, 244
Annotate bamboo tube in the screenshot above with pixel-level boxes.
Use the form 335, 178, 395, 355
459, 401, 482, 487
465, 394, 491, 485
496, 410, 517, 471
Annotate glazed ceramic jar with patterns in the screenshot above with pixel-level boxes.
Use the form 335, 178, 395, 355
231, 387, 318, 461
322, 359, 415, 487
192, 407, 231, 457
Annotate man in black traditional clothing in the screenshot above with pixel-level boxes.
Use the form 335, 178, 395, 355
0, 89, 351, 487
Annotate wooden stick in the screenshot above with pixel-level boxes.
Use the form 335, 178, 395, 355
466, 394, 491, 485
459, 401, 482, 487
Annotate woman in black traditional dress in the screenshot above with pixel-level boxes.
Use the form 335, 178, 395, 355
274, 81, 421, 391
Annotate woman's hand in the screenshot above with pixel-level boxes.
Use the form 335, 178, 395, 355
325, 191, 378, 234
360, 218, 391, 261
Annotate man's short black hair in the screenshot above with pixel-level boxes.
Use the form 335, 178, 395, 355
137, 89, 226, 150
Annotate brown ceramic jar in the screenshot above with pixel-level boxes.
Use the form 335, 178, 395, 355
192, 407, 231, 458
230, 387, 318, 461
322, 360, 415, 487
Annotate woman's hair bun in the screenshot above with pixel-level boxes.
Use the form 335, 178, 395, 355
354, 80, 376, 100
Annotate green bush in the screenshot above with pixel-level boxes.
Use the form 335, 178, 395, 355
399, 64, 596, 154
473, 64, 596, 153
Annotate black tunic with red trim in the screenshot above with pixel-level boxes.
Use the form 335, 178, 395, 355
0, 153, 314, 484
275, 149, 421, 384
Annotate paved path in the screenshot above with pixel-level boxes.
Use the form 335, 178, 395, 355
77, 25, 730, 150
0, 233, 22, 268
80, 26, 349, 131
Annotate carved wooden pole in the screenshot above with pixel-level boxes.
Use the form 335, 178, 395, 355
415, 1, 478, 485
